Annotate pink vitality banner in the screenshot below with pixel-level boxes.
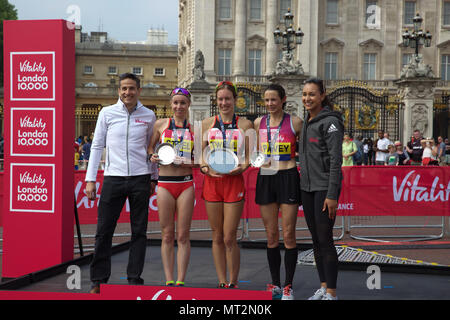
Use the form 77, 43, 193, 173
2, 20, 75, 278
0, 285, 271, 300
72, 166, 450, 222
74, 166, 449, 220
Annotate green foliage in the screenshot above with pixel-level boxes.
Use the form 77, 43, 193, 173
1, 0, 18, 86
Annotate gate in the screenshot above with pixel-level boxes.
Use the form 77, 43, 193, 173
210, 83, 265, 121
433, 92, 450, 140
326, 81, 403, 141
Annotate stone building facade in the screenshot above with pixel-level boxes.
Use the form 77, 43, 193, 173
74, 27, 178, 137
177, 0, 450, 139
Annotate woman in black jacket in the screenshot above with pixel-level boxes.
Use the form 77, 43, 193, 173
299, 78, 344, 300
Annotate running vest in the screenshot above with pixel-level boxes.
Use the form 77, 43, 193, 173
160, 118, 194, 159
259, 113, 296, 161
207, 115, 243, 155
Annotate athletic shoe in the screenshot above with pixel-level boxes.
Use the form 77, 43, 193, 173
228, 283, 238, 289
266, 284, 282, 300
176, 281, 185, 287
281, 284, 294, 300
89, 285, 100, 294
166, 281, 174, 286
308, 287, 326, 300
218, 283, 229, 288
322, 293, 338, 300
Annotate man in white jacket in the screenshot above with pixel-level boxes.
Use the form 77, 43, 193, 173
85, 73, 158, 293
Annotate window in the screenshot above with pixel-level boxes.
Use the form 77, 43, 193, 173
280, 0, 292, 21
132, 67, 143, 75
84, 65, 93, 74
248, 49, 262, 76
278, 50, 284, 61
443, 1, 450, 25
108, 66, 117, 74
404, 1, 416, 25
363, 53, 377, 80
250, 0, 262, 20
441, 55, 450, 80
402, 53, 413, 69
154, 68, 165, 76
324, 53, 338, 80
218, 49, 232, 76
219, 0, 232, 20
326, 0, 339, 24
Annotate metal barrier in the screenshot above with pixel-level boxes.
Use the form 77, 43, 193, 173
347, 216, 445, 242
71, 218, 245, 255
243, 216, 345, 242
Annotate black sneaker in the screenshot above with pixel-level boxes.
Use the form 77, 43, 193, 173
128, 277, 144, 285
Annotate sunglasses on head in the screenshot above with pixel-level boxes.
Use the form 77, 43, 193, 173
171, 87, 191, 98
216, 81, 237, 93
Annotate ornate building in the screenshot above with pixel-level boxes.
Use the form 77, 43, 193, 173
178, 0, 450, 139
74, 27, 178, 137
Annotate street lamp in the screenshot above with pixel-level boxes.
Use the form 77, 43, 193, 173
273, 8, 304, 55
402, 13, 432, 63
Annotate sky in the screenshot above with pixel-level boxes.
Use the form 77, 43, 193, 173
8, 0, 179, 44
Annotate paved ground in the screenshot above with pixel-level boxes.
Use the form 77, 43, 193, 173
1, 217, 450, 301
2, 245, 449, 300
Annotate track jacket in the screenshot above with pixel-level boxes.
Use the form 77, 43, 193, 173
298, 107, 344, 200
85, 99, 157, 182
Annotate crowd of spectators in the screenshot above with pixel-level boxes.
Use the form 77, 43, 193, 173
342, 129, 450, 167
75, 135, 92, 170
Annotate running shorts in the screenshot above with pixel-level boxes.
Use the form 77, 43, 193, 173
158, 175, 194, 200
255, 167, 301, 205
202, 174, 245, 203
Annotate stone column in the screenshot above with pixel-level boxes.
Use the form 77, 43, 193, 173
187, 80, 214, 123
395, 78, 438, 143
265, 0, 278, 76
269, 74, 309, 118
233, 0, 247, 80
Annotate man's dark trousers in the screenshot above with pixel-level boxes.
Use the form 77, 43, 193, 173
90, 174, 151, 285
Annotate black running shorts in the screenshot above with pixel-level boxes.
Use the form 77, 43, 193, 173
255, 167, 301, 205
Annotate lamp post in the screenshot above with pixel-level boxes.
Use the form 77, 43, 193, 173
273, 8, 304, 57
402, 13, 432, 63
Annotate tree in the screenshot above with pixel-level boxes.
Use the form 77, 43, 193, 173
0, 0, 18, 86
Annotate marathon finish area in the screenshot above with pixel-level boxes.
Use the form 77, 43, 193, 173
0, 166, 448, 227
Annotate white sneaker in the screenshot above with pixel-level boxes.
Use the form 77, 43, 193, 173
322, 293, 338, 300
308, 287, 326, 300
266, 284, 282, 300
281, 285, 294, 300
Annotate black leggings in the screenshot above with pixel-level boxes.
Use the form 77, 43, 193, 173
301, 190, 338, 289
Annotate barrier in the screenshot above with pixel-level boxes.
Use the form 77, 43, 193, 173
343, 166, 449, 242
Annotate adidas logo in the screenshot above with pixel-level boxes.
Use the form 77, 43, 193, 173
327, 124, 338, 133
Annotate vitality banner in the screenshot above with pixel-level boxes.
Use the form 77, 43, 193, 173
2, 20, 75, 278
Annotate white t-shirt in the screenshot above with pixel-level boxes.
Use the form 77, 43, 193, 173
376, 138, 390, 162
422, 147, 432, 158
